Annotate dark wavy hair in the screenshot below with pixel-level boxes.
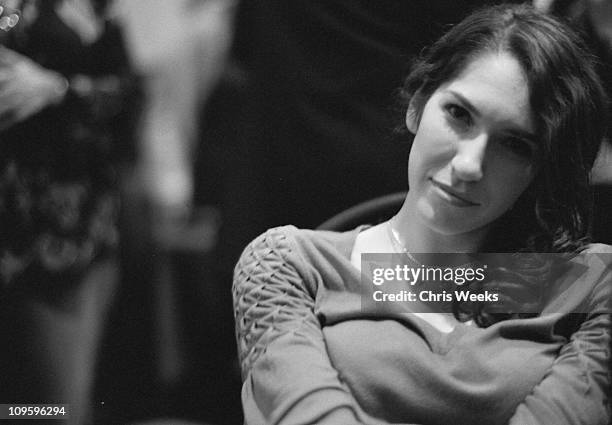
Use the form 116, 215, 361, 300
397, 4, 609, 326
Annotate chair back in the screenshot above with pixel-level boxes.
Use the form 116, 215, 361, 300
317, 192, 406, 231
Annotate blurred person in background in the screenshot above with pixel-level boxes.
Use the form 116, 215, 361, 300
115, 0, 236, 238
0, 0, 138, 423
0, 0, 238, 422
97, 1, 240, 423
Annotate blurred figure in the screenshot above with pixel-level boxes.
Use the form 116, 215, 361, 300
0, 0, 137, 423
115, 0, 235, 236
93, 1, 240, 424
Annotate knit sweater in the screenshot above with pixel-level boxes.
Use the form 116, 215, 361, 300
233, 225, 611, 424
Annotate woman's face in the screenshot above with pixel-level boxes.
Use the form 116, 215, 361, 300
406, 51, 539, 238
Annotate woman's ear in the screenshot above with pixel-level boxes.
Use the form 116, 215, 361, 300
405, 101, 419, 134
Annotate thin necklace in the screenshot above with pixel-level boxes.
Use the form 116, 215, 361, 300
386, 220, 421, 265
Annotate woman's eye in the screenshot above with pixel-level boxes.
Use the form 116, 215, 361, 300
445, 104, 472, 127
499, 137, 535, 159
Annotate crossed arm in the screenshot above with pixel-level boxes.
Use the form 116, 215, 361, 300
232, 228, 383, 424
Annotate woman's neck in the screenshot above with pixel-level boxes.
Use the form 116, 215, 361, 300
392, 197, 488, 254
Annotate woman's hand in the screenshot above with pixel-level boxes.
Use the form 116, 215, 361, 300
0, 46, 68, 131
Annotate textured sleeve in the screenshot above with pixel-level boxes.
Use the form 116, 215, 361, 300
232, 227, 383, 425
508, 261, 611, 425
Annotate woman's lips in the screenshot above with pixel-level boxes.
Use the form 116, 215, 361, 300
430, 179, 480, 207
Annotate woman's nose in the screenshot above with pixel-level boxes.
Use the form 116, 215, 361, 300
451, 135, 487, 182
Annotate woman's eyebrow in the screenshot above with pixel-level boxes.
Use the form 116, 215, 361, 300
447, 90, 481, 118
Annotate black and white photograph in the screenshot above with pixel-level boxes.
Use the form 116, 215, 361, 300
0, 0, 610, 424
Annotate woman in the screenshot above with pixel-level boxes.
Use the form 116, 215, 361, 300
0, 0, 135, 278
233, 4, 611, 424
0, 1, 137, 423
